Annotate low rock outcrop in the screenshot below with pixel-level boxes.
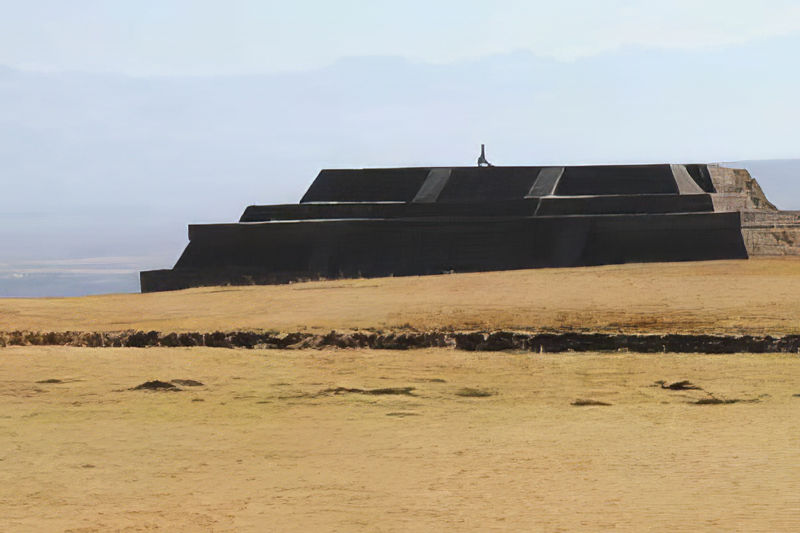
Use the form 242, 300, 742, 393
1, 329, 799, 354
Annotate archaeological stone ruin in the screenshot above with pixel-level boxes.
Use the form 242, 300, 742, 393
140, 163, 799, 292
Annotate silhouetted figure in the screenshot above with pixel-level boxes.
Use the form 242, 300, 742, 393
477, 144, 493, 167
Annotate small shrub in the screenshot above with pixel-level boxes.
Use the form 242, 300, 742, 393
171, 379, 204, 387
571, 399, 612, 406
692, 397, 755, 405
454, 387, 494, 398
131, 380, 181, 391
659, 380, 702, 391
321, 386, 416, 396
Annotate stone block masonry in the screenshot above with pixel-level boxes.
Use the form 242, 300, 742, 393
141, 163, 753, 292
741, 211, 800, 256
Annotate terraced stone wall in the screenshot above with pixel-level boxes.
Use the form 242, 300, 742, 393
710, 165, 800, 255
741, 211, 800, 256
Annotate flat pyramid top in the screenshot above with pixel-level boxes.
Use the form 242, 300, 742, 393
300, 164, 705, 204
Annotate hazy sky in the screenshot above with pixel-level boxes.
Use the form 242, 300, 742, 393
2, 0, 800, 75
1, 2, 799, 296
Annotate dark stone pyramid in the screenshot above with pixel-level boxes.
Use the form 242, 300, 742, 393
140, 164, 747, 292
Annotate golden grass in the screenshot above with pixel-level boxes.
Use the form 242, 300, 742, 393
2, 346, 799, 531
2, 258, 800, 335
4, 261, 800, 530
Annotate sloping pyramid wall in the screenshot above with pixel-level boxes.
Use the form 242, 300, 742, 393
140, 164, 749, 292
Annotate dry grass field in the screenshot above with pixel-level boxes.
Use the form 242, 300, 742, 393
2, 346, 800, 532
1, 258, 800, 335
2, 259, 800, 531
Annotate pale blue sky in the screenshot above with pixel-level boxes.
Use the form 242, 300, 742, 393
2, 0, 800, 75
1, 1, 800, 296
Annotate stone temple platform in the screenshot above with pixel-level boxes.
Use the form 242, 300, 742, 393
140, 164, 750, 292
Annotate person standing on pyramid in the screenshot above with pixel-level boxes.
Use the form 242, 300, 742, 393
477, 144, 493, 167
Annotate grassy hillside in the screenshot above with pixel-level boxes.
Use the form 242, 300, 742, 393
2, 258, 799, 335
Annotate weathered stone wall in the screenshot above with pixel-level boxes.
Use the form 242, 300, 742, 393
709, 165, 800, 255
708, 165, 777, 212
741, 211, 800, 256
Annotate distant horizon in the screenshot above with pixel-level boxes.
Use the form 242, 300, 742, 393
2, 2, 799, 297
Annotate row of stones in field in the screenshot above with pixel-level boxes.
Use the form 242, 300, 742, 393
1, 330, 799, 354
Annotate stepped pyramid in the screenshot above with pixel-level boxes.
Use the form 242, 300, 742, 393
139, 162, 793, 292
